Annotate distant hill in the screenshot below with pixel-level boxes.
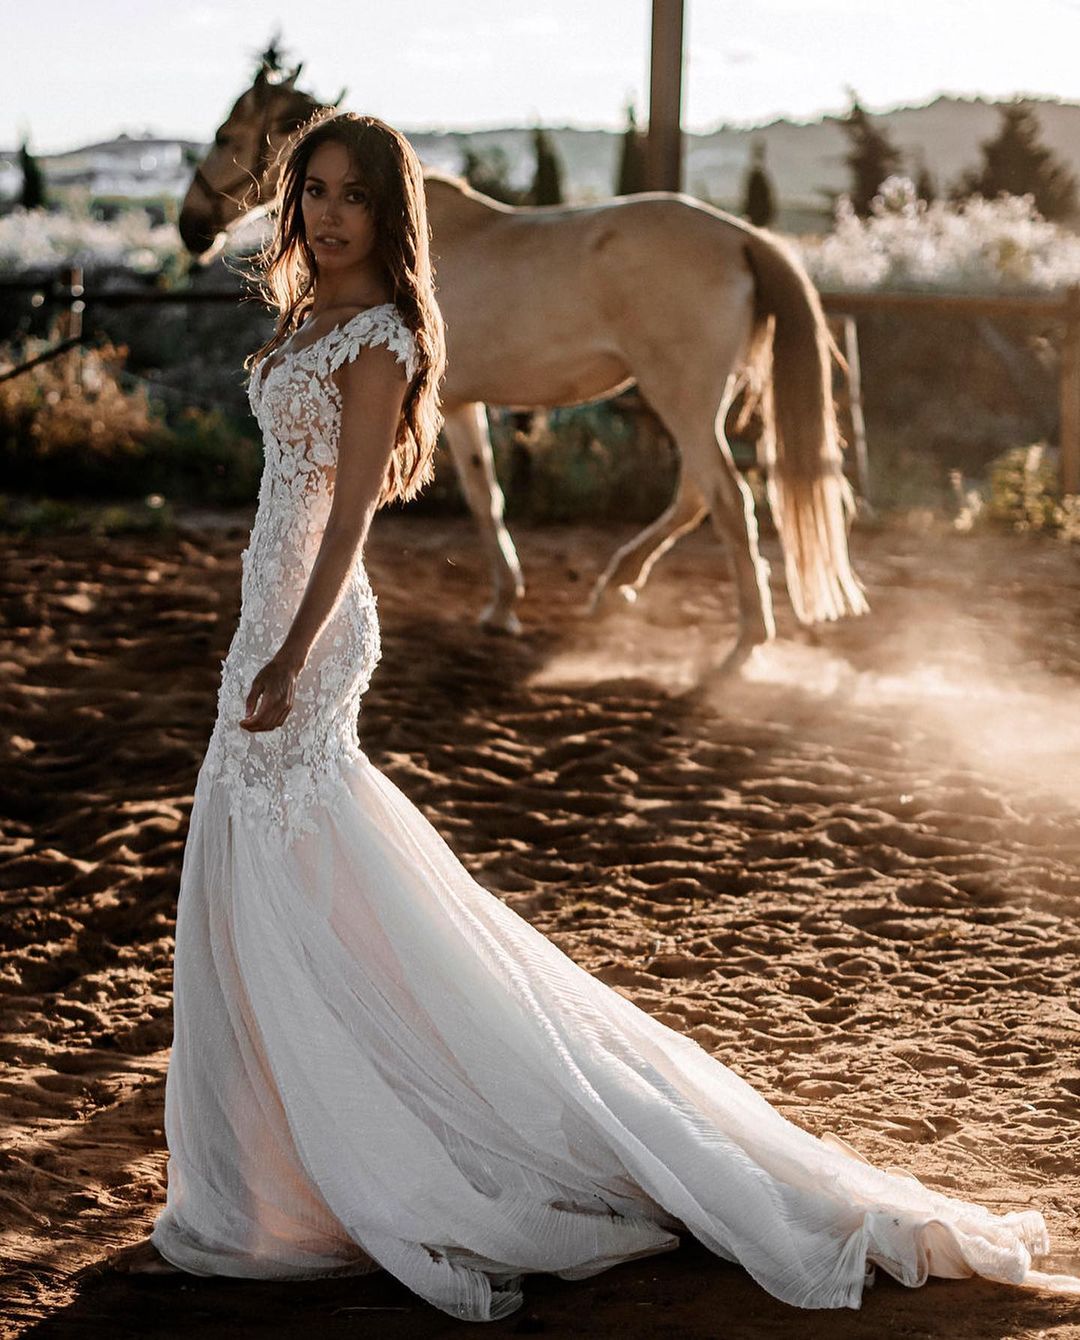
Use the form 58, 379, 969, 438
0, 132, 205, 210
407, 95, 1080, 232
6, 95, 1079, 234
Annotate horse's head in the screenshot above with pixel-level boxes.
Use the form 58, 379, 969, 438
179, 61, 343, 262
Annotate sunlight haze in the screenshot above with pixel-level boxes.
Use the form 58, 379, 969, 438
7, 0, 1080, 152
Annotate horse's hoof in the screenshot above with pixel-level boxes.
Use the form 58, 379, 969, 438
790, 623, 824, 647
479, 605, 523, 636
585, 582, 638, 618
700, 638, 768, 683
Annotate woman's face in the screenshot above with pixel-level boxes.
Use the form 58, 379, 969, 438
300, 140, 378, 271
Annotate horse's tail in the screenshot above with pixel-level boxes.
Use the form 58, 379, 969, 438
739, 228, 868, 623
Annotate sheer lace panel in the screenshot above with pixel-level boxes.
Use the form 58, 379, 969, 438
197, 304, 418, 845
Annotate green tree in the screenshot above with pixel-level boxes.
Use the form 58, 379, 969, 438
616, 99, 647, 195
914, 154, 936, 205
530, 125, 564, 205
741, 138, 775, 227
462, 144, 524, 205
19, 137, 46, 210
958, 101, 1077, 221
839, 90, 903, 216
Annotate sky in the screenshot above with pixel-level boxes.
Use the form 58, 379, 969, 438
7, 0, 1080, 153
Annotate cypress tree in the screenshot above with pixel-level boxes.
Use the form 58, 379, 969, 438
462, 144, 523, 205
616, 99, 647, 195
530, 125, 564, 205
839, 90, 903, 216
741, 138, 776, 227
19, 138, 46, 210
959, 101, 1077, 221
914, 155, 936, 205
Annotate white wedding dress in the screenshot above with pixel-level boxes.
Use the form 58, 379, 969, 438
150, 303, 1076, 1321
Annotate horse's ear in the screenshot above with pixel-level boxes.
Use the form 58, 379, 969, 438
332, 87, 347, 108
284, 62, 303, 88
254, 65, 268, 87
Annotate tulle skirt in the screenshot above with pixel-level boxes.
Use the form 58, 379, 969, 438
151, 749, 1075, 1321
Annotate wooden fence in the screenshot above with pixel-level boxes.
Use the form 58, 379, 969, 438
3, 267, 1080, 496
820, 287, 1080, 496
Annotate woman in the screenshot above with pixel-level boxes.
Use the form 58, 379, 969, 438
120, 111, 1076, 1320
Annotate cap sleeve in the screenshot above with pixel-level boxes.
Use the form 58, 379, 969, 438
328, 305, 419, 382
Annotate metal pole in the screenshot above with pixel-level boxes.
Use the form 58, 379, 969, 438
1061, 284, 1080, 497
645, 0, 684, 192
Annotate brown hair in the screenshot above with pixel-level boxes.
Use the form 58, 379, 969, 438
243, 110, 446, 507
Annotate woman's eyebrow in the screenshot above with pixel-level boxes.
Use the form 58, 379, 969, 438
304, 174, 366, 186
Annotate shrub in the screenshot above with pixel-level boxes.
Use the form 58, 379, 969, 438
797, 177, 1080, 294
147, 405, 262, 507
0, 203, 182, 277
1058, 493, 1080, 543
985, 442, 1062, 532
0, 200, 263, 278
0, 338, 262, 505
0, 492, 176, 536
491, 401, 679, 523
0, 340, 157, 491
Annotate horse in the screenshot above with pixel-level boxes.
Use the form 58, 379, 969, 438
179, 62, 867, 672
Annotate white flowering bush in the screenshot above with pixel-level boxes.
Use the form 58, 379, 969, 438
795, 177, 1080, 294
0, 202, 268, 277
5, 178, 1079, 297
0, 205, 183, 275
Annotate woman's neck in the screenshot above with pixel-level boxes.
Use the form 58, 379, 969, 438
308, 266, 393, 316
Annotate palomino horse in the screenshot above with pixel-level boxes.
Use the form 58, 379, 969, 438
180, 64, 867, 670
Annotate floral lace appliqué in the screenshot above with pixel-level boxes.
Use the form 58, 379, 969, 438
198, 305, 418, 847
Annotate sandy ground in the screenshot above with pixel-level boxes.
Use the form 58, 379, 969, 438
1, 512, 1079, 1339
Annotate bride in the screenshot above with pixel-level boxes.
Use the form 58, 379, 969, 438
117, 109, 1075, 1320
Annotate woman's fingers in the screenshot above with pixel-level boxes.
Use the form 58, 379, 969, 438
241, 693, 283, 730
241, 671, 267, 726
242, 702, 287, 730
240, 664, 296, 732
243, 678, 261, 719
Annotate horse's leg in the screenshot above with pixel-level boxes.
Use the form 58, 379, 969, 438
689, 383, 776, 671
441, 401, 525, 634
642, 375, 776, 675
586, 474, 708, 615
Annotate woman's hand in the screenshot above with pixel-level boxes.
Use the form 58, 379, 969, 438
240, 654, 301, 732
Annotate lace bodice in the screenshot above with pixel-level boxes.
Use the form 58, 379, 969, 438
249, 302, 419, 469
197, 303, 419, 846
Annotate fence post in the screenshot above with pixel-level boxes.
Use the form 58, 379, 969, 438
57, 264, 84, 392
840, 315, 869, 501
826, 314, 870, 502
59, 264, 84, 340
1060, 284, 1080, 497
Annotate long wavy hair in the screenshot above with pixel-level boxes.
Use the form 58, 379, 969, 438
243, 110, 446, 508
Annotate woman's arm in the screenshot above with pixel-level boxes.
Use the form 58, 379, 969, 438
240, 343, 409, 732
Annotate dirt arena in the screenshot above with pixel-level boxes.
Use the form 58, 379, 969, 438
2, 512, 1079, 1338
